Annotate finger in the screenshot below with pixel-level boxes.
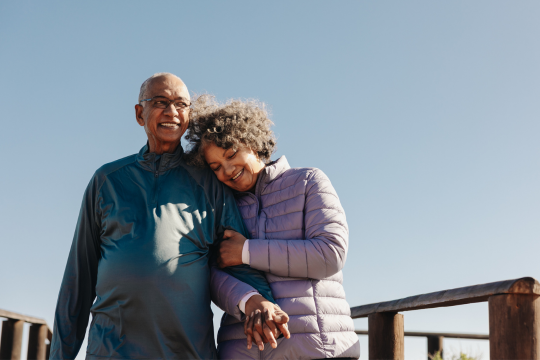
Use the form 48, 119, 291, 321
252, 329, 264, 351
264, 309, 279, 339
264, 308, 273, 322
223, 230, 233, 239
273, 309, 289, 323
246, 312, 255, 337
253, 310, 263, 335
243, 314, 253, 349
273, 310, 291, 339
277, 323, 290, 339
244, 314, 250, 335
263, 323, 277, 349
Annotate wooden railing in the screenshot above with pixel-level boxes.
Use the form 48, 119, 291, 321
0, 309, 52, 360
350, 277, 540, 360
355, 330, 488, 358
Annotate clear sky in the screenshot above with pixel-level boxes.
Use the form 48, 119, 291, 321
1, 1, 539, 359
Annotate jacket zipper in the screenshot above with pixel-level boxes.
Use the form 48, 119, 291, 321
153, 156, 160, 204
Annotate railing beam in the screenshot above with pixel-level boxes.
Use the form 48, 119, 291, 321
27, 324, 48, 360
0, 319, 24, 360
368, 312, 404, 360
488, 293, 539, 360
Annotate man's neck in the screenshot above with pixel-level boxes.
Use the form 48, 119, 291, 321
148, 141, 180, 155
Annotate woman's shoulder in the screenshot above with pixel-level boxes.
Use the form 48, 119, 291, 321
275, 165, 329, 184
263, 164, 332, 198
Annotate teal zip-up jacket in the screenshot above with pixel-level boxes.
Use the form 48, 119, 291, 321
50, 144, 273, 360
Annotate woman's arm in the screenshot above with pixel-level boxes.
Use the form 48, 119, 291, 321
249, 169, 348, 280
210, 263, 259, 321
210, 264, 290, 350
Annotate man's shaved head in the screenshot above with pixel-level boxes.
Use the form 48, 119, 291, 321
138, 73, 187, 103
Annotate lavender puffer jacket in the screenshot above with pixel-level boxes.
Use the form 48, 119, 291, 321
211, 156, 360, 360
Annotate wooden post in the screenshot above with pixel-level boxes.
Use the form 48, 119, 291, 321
368, 312, 404, 360
27, 324, 48, 360
427, 335, 443, 359
489, 294, 540, 360
0, 319, 24, 360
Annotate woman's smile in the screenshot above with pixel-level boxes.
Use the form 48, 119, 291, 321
231, 168, 244, 182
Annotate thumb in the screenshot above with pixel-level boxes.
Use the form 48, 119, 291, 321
223, 229, 233, 239
273, 310, 289, 324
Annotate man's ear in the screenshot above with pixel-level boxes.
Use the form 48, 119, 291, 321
135, 104, 145, 126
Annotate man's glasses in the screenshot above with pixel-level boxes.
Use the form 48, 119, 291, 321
139, 96, 191, 111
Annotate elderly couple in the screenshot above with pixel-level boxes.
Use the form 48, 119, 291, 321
50, 73, 360, 360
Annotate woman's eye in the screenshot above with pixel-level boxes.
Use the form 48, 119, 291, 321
228, 151, 237, 159
212, 166, 220, 172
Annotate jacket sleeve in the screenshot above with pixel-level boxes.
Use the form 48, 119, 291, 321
248, 169, 349, 280
50, 175, 102, 360
209, 179, 275, 319
210, 263, 257, 321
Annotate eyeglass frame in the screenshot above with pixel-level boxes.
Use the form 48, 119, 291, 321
139, 96, 191, 111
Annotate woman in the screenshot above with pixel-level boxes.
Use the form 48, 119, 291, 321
185, 95, 359, 360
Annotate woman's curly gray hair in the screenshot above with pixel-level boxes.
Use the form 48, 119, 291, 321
184, 94, 276, 167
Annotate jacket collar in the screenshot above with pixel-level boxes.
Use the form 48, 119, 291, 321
136, 143, 184, 173
254, 156, 290, 196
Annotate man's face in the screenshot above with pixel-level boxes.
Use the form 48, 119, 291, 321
135, 75, 190, 153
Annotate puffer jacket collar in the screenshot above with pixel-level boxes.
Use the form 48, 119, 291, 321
136, 143, 184, 174
254, 156, 290, 196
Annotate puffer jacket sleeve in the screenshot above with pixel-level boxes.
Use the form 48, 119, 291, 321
248, 169, 348, 280
50, 174, 102, 360
209, 175, 273, 321
210, 264, 257, 321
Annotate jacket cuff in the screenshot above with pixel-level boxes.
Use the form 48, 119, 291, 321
247, 239, 270, 272
238, 291, 259, 313
242, 240, 250, 265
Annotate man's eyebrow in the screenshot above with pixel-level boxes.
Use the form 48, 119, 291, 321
153, 95, 189, 101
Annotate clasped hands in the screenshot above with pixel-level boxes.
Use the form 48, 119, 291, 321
243, 295, 290, 350
218, 230, 291, 350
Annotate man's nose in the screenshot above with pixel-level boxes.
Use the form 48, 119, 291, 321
163, 103, 179, 117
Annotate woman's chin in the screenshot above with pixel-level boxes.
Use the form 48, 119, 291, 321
232, 180, 252, 192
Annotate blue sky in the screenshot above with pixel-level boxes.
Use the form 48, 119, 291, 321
1, 1, 539, 358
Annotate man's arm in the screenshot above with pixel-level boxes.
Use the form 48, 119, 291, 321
50, 175, 101, 360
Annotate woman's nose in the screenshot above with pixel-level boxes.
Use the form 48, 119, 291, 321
223, 164, 235, 177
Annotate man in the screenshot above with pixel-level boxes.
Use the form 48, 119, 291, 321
50, 73, 279, 359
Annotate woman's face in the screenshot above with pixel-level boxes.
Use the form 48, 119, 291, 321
204, 143, 265, 192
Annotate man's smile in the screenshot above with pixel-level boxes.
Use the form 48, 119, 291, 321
159, 122, 180, 128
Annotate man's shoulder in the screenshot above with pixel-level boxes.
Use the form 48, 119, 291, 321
179, 159, 232, 200
93, 153, 138, 181
179, 158, 219, 186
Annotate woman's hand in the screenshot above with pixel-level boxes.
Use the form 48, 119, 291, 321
218, 229, 246, 268
243, 295, 290, 350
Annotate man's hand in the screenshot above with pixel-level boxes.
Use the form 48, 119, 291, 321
217, 229, 246, 268
243, 295, 290, 350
